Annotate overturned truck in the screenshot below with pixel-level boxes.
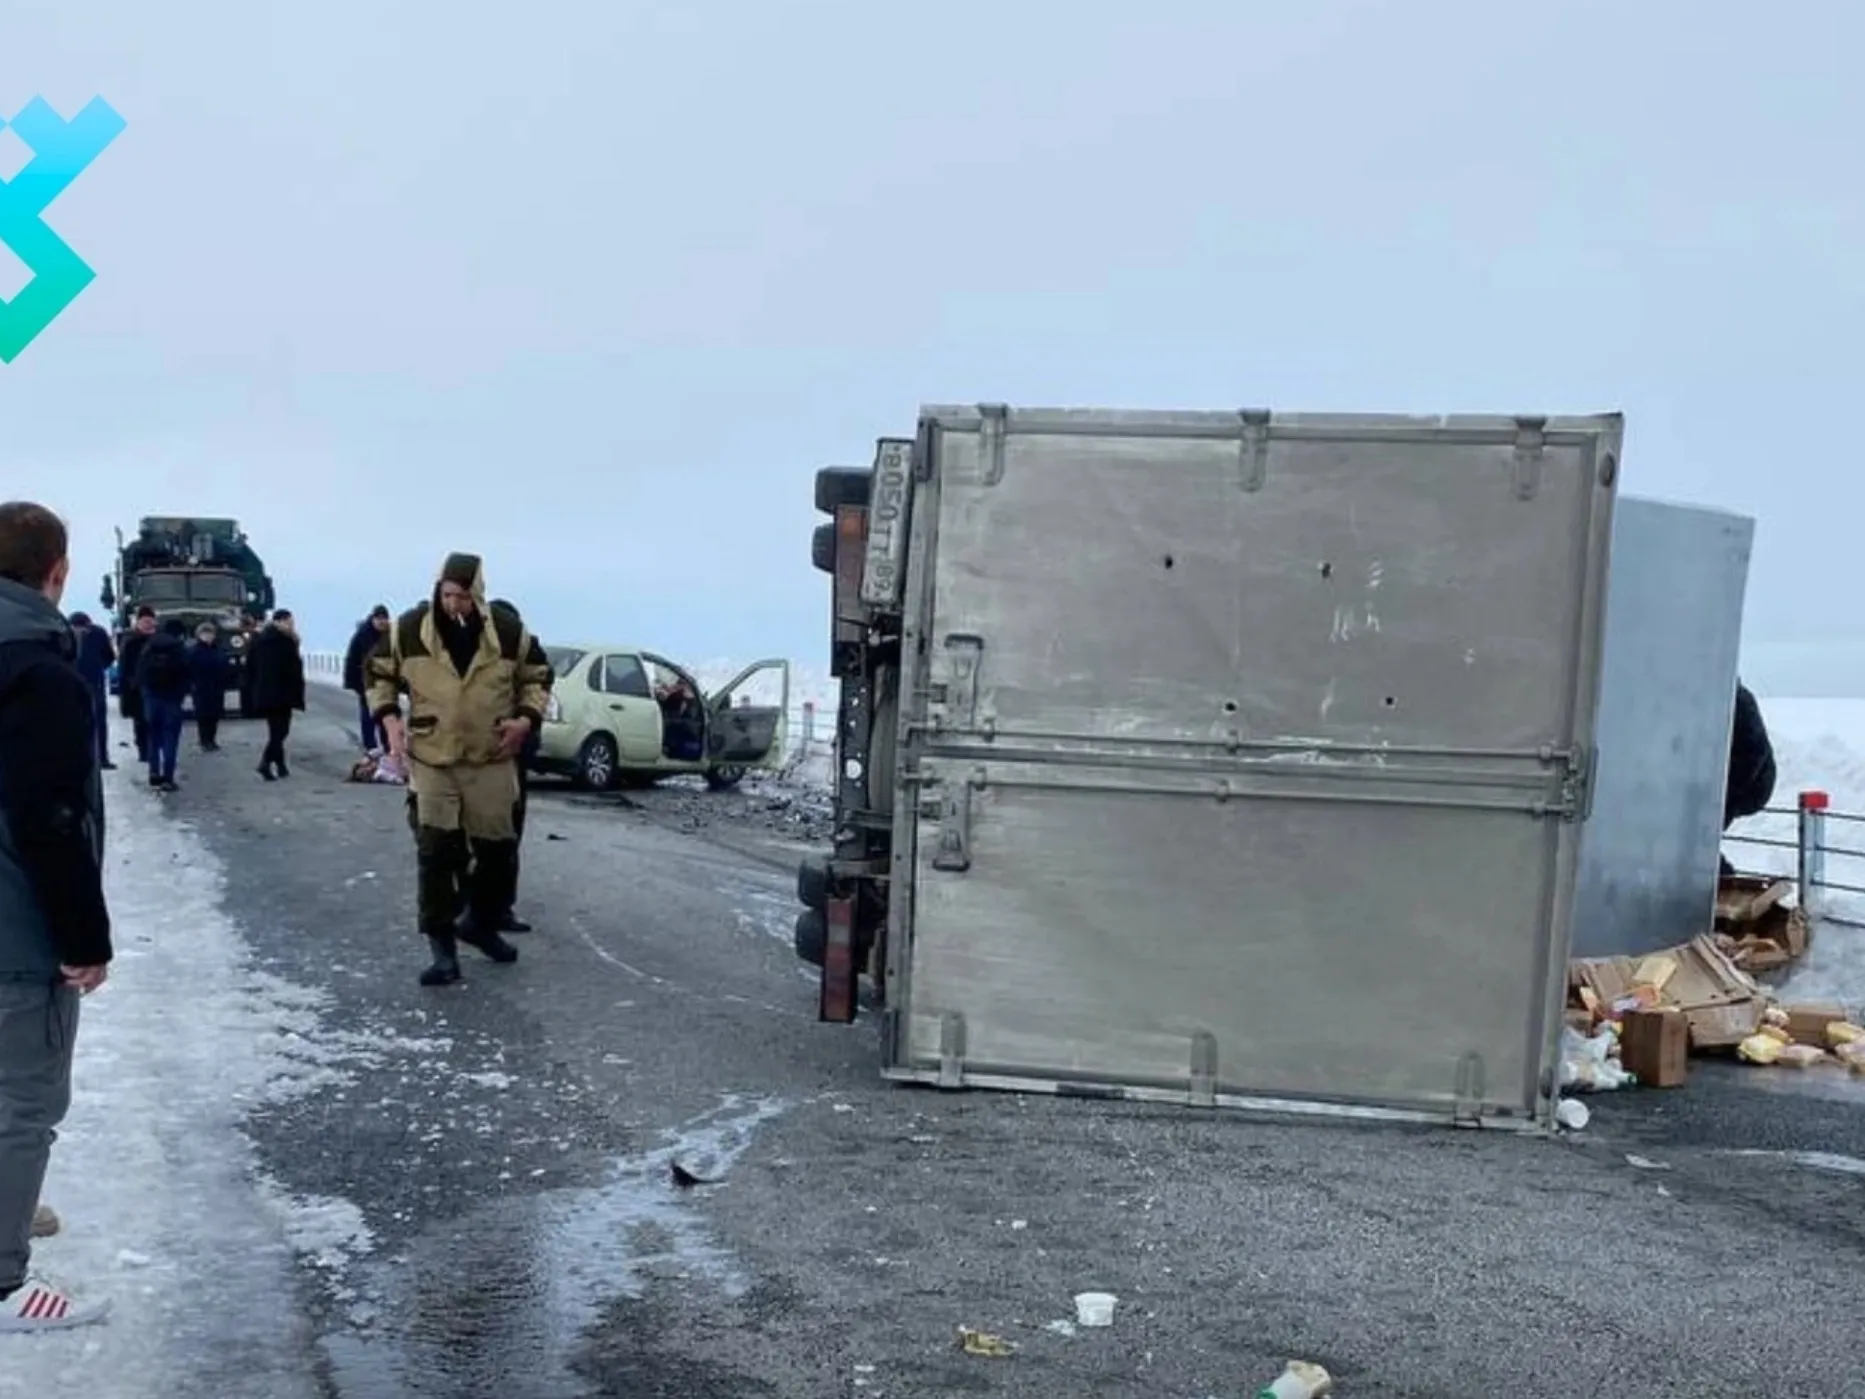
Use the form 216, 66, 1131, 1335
794, 406, 1755, 1131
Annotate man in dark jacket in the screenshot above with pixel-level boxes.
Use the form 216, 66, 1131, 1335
115, 607, 157, 764
136, 620, 191, 792
186, 623, 232, 753
343, 605, 391, 751
248, 609, 306, 781
1725, 681, 1777, 828
0, 501, 113, 1331
67, 613, 115, 772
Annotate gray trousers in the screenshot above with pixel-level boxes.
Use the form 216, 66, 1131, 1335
0, 981, 78, 1292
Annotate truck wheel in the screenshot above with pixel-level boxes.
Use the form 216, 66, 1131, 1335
574, 734, 618, 791
814, 466, 871, 514
794, 908, 827, 967
796, 855, 828, 911
811, 521, 835, 573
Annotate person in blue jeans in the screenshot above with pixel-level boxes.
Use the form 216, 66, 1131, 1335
343, 604, 391, 751
135, 620, 190, 791
66, 612, 116, 772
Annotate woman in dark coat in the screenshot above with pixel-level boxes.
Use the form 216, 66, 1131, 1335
248, 609, 307, 780
186, 622, 233, 752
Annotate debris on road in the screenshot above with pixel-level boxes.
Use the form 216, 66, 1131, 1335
1712, 875, 1809, 974
669, 1161, 718, 1189
1258, 1359, 1334, 1399
1072, 1291, 1117, 1328
1625, 1153, 1672, 1171
958, 1327, 1016, 1357
1555, 1097, 1591, 1131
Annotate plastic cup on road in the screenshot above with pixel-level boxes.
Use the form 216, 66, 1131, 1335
1073, 1291, 1117, 1328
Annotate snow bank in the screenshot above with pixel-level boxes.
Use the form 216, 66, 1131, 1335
0, 738, 327, 1397
1729, 696, 1865, 1007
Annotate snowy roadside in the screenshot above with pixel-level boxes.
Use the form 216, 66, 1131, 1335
0, 734, 330, 1397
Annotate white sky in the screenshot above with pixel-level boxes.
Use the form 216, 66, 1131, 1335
0, 1, 1860, 686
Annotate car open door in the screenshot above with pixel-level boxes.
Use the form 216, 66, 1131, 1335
706, 659, 791, 770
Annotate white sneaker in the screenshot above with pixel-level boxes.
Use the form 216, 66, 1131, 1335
0, 1275, 111, 1332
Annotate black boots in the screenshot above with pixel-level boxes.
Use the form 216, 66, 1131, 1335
419, 935, 462, 987
258, 761, 276, 781
456, 917, 519, 964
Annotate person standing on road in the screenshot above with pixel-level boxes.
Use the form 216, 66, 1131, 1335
115, 607, 156, 765
136, 620, 190, 792
343, 605, 391, 752
67, 613, 115, 772
487, 598, 553, 934
249, 610, 307, 781
368, 555, 548, 987
186, 623, 231, 753
0, 501, 113, 1332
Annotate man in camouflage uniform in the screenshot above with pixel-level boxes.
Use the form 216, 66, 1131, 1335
367, 553, 550, 987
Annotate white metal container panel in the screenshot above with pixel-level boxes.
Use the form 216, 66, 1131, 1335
884, 407, 1622, 1127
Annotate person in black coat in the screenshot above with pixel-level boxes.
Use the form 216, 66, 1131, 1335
186, 622, 233, 752
136, 619, 191, 791
248, 609, 307, 780
1725, 681, 1776, 828
115, 606, 157, 763
343, 604, 391, 751
68, 611, 116, 770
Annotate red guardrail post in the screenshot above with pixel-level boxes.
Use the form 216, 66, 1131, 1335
1799, 789, 1829, 918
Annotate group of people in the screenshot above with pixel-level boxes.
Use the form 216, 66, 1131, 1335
0, 503, 563, 1332
66, 606, 306, 791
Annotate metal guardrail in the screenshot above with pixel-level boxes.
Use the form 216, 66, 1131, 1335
300, 650, 836, 779
1723, 788, 1865, 929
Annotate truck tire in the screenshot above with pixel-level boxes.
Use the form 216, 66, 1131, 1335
794, 908, 827, 967
796, 854, 828, 911
814, 466, 870, 514
811, 521, 835, 573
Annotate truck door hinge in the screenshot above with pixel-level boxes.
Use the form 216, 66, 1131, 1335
1511, 417, 1546, 500
977, 403, 1009, 486
938, 1011, 968, 1088
1453, 1051, 1487, 1127
1237, 409, 1270, 492
927, 633, 984, 732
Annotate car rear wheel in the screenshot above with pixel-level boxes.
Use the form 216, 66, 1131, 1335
706, 764, 747, 791
575, 733, 618, 791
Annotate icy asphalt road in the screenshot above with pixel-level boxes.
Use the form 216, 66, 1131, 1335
116, 687, 1865, 1398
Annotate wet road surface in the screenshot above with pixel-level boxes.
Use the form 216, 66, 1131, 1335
136, 687, 1865, 1398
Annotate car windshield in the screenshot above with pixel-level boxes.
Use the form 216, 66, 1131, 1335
546, 647, 585, 676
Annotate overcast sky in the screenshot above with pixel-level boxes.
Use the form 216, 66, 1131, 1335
1, 1, 1859, 689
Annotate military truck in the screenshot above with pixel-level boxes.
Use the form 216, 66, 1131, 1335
102, 516, 276, 716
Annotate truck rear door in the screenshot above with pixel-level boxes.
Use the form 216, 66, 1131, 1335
882, 406, 1620, 1128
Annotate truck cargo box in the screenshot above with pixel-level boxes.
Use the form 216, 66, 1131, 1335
878, 406, 1623, 1129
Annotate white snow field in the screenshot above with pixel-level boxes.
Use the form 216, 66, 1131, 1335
0, 734, 326, 1398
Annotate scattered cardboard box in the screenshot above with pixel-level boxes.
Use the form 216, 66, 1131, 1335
1570, 935, 1766, 1050
1620, 1007, 1689, 1088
